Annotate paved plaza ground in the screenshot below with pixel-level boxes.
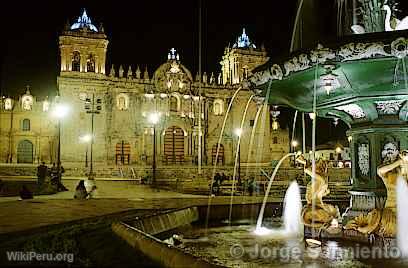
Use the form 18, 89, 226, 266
0, 177, 276, 236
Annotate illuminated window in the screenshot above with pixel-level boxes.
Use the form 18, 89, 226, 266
21, 95, 33, 111
4, 98, 13, 110
22, 119, 30, 131
72, 51, 81, 72
213, 99, 223, 115
87, 54, 95, 72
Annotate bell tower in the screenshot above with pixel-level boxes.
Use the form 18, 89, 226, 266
59, 9, 108, 75
220, 28, 269, 84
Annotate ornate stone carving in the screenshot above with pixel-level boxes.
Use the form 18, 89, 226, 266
338, 42, 389, 62
358, 143, 370, 176
335, 104, 366, 119
375, 100, 404, 115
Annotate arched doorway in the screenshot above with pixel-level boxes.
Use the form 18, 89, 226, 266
164, 126, 184, 164
115, 141, 131, 165
211, 144, 225, 165
17, 140, 33, 163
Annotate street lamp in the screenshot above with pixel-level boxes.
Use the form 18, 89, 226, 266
84, 94, 102, 180
79, 134, 92, 168
234, 128, 242, 184
148, 112, 160, 188
52, 98, 69, 184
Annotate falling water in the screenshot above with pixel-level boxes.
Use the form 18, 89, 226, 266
255, 152, 299, 231
204, 87, 242, 232
245, 105, 262, 178
228, 95, 255, 224
291, 110, 298, 147
397, 176, 408, 258
283, 181, 303, 235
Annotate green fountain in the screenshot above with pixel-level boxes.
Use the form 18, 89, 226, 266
245, 0, 408, 243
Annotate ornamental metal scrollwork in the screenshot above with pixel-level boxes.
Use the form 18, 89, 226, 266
358, 143, 370, 176
375, 100, 404, 115
391, 37, 408, 59
283, 54, 310, 76
335, 104, 366, 119
338, 42, 390, 62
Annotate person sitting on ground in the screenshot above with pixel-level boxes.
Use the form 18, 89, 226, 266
74, 180, 88, 200
87, 185, 98, 199
19, 185, 33, 200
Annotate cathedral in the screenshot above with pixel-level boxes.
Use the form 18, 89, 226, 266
0, 10, 289, 173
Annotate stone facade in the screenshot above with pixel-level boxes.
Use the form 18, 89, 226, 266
0, 89, 57, 164
0, 10, 289, 171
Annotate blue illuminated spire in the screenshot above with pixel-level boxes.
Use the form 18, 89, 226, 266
233, 28, 256, 49
70, 9, 98, 32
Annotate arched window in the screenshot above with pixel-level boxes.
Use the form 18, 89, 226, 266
87, 54, 95, 72
170, 96, 178, 112
273, 137, 278, 144
21, 95, 33, 111
22, 119, 30, 131
213, 99, 223, 115
4, 98, 13, 110
72, 51, 81, 72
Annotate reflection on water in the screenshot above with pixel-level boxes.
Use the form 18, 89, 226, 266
167, 221, 408, 268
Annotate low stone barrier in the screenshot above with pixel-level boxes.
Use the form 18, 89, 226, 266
112, 221, 222, 268
126, 207, 199, 235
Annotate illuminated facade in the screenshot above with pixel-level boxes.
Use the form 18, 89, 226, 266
0, 10, 289, 169
0, 88, 58, 164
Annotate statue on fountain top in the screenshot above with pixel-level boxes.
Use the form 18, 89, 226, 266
345, 150, 408, 237
296, 156, 340, 229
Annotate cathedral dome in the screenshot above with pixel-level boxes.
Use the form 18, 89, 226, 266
70, 9, 98, 32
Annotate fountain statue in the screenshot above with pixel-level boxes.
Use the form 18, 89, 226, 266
296, 156, 340, 230
345, 150, 408, 238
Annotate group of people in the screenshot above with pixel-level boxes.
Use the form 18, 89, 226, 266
211, 172, 228, 195
37, 162, 68, 192
210, 173, 258, 196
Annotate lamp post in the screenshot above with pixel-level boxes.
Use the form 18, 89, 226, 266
234, 128, 242, 184
84, 93, 102, 180
52, 97, 69, 183
79, 134, 92, 168
148, 112, 160, 188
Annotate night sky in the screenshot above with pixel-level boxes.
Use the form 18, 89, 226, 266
1, 0, 407, 145
0, 0, 299, 96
